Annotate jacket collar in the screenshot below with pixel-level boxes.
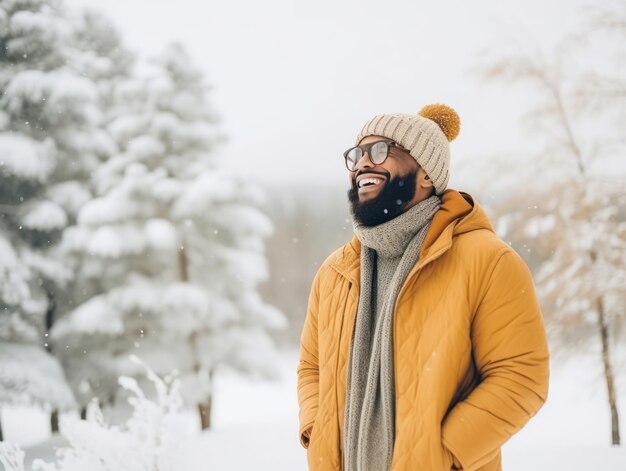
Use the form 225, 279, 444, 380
329, 189, 495, 284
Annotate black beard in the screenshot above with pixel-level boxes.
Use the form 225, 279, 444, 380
347, 169, 417, 226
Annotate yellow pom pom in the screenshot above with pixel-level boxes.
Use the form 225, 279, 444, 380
418, 103, 460, 142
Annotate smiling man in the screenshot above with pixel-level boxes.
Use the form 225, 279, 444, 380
297, 104, 550, 471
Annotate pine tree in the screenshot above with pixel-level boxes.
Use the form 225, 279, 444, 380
53, 43, 286, 429
0, 0, 110, 430
48, 9, 135, 421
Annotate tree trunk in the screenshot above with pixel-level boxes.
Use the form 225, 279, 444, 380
46, 290, 61, 434
197, 367, 215, 430
596, 294, 621, 445
0, 414, 3, 441
80, 406, 87, 420
179, 242, 216, 432
198, 395, 212, 430
45, 290, 56, 338
50, 410, 59, 433
178, 244, 189, 282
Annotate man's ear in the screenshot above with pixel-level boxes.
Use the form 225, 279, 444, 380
420, 170, 433, 189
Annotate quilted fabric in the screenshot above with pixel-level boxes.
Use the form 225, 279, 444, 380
297, 189, 550, 471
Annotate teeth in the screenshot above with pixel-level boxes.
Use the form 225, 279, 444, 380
359, 177, 382, 188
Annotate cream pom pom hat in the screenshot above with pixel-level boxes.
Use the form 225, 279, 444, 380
355, 103, 460, 195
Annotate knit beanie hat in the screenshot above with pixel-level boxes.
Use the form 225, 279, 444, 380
355, 103, 460, 195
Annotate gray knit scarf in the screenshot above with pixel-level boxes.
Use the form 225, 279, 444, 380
343, 194, 442, 471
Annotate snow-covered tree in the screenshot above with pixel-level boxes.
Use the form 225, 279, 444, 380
0, 0, 114, 433
53, 43, 286, 429
476, 0, 626, 445
43, 10, 135, 419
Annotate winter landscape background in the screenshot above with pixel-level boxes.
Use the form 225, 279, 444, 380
0, 0, 625, 469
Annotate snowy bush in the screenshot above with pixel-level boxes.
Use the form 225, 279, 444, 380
0, 356, 191, 471
0, 442, 26, 471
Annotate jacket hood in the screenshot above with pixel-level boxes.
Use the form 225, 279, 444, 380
429, 189, 495, 241
330, 189, 495, 280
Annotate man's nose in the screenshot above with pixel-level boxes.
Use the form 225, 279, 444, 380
354, 151, 375, 172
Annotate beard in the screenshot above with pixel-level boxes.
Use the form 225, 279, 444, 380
347, 168, 417, 227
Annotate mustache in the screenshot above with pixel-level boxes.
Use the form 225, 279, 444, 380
354, 170, 390, 179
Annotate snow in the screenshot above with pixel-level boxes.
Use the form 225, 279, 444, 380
143, 218, 177, 251
8, 10, 65, 43
0, 343, 75, 412
1, 408, 51, 448
126, 135, 165, 160
0, 134, 55, 182
20, 200, 67, 231
86, 225, 146, 257
180, 422, 305, 470
170, 172, 238, 211
19, 249, 73, 287
106, 114, 148, 146
0, 234, 20, 271
51, 296, 124, 337
46, 182, 92, 219
2, 70, 97, 121
77, 194, 139, 226
0, 349, 620, 470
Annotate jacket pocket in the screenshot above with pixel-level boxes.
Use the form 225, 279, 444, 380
306, 412, 324, 469
308, 410, 322, 450
446, 358, 480, 416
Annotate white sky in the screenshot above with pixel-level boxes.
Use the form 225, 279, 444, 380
66, 0, 589, 188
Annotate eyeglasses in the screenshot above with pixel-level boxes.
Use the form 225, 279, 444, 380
343, 139, 401, 172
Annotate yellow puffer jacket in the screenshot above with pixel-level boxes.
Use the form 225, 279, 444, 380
297, 189, 550, 471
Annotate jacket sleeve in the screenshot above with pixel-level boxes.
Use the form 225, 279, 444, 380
297, 268, 322, 448
441, 248, 550, 471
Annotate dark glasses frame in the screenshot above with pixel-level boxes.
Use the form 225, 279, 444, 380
343, 138, 402, 171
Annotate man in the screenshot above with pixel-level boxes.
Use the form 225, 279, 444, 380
297, 104, 550, 471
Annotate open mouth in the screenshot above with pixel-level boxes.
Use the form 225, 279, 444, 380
357, 174, 386, 191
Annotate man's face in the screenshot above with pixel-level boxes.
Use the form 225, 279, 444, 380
347, 135, 433, 226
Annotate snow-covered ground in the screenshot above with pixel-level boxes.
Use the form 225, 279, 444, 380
3, 348, 625, 470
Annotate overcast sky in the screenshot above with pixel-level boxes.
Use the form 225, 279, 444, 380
66, 0, 589, 190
